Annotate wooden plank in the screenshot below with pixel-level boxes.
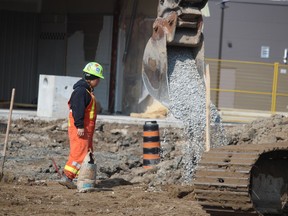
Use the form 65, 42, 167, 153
198, 161, 254, 166
196, 193, 251, 202
205, 208, 258, 216
195, 170, 250, 178
198, 201, 254, 211
194, 176, 249, 186
194, 184, 249, 193
201, 151, 258, 158
194, 181, 249, 189
194, 189, 249, 196
195, 167, 251, 173
199, 157, 257, 164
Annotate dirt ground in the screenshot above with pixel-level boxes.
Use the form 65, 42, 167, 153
0, 181, 206, 216
1, 114, 288, 216
0, 117, 209, 216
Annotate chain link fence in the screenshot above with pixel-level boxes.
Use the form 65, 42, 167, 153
206, 58, 288, 113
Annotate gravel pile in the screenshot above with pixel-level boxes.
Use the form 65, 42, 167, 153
167, 47, 228, 182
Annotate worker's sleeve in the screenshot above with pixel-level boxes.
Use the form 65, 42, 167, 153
70, 88, 91, 128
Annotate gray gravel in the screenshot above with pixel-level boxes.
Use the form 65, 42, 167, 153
167, 47, 228, 182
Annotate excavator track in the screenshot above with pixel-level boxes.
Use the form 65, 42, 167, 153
194, 142, 288, 216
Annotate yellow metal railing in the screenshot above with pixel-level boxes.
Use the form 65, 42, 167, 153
271, 62, 279, 113
205, 58, 288, 113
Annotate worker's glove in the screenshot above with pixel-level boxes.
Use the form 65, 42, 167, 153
77, 128, 84, 137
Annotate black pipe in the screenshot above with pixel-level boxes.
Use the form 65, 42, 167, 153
108, 1, 121, 114
122, 0, 138, 63
215, 1, 228, 108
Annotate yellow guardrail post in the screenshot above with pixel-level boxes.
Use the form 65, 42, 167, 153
271, 62, 279, 113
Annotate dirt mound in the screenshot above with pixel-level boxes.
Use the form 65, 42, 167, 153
226, 114, 288, 145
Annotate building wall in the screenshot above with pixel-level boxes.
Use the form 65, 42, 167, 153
204, 1, 288, 63
37, 13, 113, 111
39, 0, 115, 112
116, 0, 157, 114
0, 0, 115, 112
0, 11, 39, 105
204, 1, 288, 111
41, 0, 116, 14
0, 0, 41, 12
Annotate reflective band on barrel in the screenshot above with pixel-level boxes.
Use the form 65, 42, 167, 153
143, 142, 160, 148
143, 131, 159, 137
143, 154, 160, 160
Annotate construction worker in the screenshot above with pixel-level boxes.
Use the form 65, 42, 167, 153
59, 62, 104, 189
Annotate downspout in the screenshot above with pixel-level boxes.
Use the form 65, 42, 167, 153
108, 1, 121, 113
122, 0, 138, 63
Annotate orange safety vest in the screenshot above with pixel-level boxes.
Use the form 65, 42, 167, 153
64, 90, 97, 179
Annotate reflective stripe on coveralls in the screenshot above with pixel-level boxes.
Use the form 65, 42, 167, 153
64, 90, 97, 179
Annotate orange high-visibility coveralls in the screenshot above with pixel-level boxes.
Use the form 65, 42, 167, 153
63, 91, 97, 179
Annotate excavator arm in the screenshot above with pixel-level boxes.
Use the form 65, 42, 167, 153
142, 0, 208, 107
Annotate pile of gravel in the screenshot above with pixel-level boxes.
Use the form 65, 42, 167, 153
167, 47, 228, 182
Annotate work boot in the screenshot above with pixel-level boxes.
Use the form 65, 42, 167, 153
58, 174, 77, 189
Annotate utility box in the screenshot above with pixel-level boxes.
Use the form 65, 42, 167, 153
37, 75, 80, 118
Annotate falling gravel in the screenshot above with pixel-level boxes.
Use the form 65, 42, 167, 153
167, 47, 228, 183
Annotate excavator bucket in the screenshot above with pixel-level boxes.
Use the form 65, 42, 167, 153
142, 13, 178, 107
142, 1, 206, 107
142, 32, 169, 107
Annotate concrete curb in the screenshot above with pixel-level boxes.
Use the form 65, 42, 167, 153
0, 109, 184, 128
2, 108, 281, 126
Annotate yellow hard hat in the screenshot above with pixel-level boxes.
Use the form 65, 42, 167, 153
83, 62, 104, 79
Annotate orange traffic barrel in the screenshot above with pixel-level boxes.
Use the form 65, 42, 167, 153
143, 121, 160, 169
